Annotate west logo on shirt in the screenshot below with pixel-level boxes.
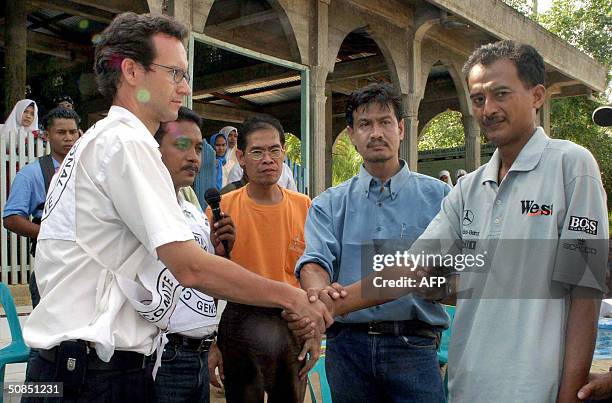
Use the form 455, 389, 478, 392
567, 215, 598, 235
520, 200, 553, 216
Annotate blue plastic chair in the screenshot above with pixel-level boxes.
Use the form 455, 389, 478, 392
307, 340, 332, 403
438, 305, 456, 398
0, 283, 30, 396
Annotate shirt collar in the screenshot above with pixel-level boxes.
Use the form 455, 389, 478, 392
107, 105, 160, 149
482, 127, 549, 185
357, 160, 411, 200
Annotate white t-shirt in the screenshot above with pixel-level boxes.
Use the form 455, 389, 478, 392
227, 162, 297, 191
24, 106, 194, 362
168, 195, 219, 338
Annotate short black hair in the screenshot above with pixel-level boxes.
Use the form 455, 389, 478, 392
462, 40, 545, 88
345, 83, 403, 128
154, 106, 202, 145
42, 107, 81, 130
55, 95, 74, 106
94, 12, 188, 101
237, 115, 285, 152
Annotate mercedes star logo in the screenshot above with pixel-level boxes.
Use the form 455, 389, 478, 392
462, 210, 474, 226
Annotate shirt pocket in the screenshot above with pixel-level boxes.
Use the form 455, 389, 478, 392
285, 236, 306, 276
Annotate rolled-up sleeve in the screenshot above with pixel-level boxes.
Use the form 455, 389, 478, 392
295, 193, 341, 280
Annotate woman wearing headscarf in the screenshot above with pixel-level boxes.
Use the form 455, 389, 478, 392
209, 132, 236, 189
1, 99, 39, 141
219, 125, 238, 165
438, 169, 453, 187
455, 169, 467, 183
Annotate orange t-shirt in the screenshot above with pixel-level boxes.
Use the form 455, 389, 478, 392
207, 185, 311, 287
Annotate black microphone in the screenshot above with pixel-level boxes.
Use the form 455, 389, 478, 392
204, 188, 230, 258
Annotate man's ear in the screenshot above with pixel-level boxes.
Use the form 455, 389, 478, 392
532, 84, 546, 110
120, 58, 141, 87
398, 117, 405, 141
236, 149, 245, 166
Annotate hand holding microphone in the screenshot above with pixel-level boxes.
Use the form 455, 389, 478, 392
205, 188, 234, 258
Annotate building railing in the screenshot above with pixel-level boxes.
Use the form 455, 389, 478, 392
0, 129, 50, 284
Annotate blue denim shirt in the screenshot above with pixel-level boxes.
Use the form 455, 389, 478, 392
3, 157, 59, 220
296, 161, 451, 326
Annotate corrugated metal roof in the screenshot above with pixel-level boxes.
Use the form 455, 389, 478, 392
241, 86, 301, 105
225, 75, 300, 94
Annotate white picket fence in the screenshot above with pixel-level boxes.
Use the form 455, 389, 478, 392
0, 128, 50, 284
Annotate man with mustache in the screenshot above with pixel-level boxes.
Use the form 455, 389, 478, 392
294, 83, 451, 402
295, 41, 609, 403
149, 106, 234, 402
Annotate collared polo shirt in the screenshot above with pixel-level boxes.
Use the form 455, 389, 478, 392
296, 160, 451, 326
23, 106, 194, 361
414, 128, 609, 402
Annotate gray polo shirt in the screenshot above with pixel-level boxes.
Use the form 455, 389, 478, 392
415, 128, 609, 403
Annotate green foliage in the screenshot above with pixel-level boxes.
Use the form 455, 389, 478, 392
539, 0, 612, 68
332, 130, 363, 186
549, 97, 612, 201
284, 131, 364, 187
502, 0, 534, 16
284, 133, 302, 164
538, 0, 612, 207
418, 111, 465, 151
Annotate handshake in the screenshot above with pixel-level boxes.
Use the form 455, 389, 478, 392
283, 283, 348, 339
281, 283, 348, 378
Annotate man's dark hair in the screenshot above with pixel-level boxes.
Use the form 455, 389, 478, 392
94, 12, 188, 101
345, 83, 403, 128
154, 106, 202, 145
462, 40, 545, 88
42, 107, 81, 130
54, 95, 74, 106
237, 115, 285, 152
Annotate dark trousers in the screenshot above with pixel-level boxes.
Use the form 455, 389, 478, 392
325, 324, 445, 403
22, 348, 154, 403
218, 302, 306, 403
146, 339, 211, 403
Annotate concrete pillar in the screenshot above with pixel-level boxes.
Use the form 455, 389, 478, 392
538, 95, 551, 134
310, 72, 328, 196
308, 0, 330, 197
324, 85, 333, 189
399, 94, 419, 171
4, 1, 27, 116
463, 115, 481, 172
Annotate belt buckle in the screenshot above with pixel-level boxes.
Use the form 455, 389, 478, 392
367, 322, 382, 335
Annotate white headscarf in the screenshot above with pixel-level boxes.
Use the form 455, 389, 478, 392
1, 99, 39, 137
220, 126, 239, 164
455, 169, 467, 183
438, 170, 453, 187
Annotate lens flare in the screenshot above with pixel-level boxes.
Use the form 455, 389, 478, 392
137, 89, 151, 103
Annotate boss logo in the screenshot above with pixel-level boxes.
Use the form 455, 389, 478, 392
567, 216, 598, 235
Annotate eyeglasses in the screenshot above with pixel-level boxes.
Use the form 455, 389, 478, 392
247, 148, 284, 160
150, 62, 190, 84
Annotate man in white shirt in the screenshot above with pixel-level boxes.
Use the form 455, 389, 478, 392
150, 106, 231, 402
22, 12, 330, 402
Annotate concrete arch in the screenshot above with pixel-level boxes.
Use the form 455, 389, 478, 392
196, 0, 302, 63
419, 56, 471, 116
